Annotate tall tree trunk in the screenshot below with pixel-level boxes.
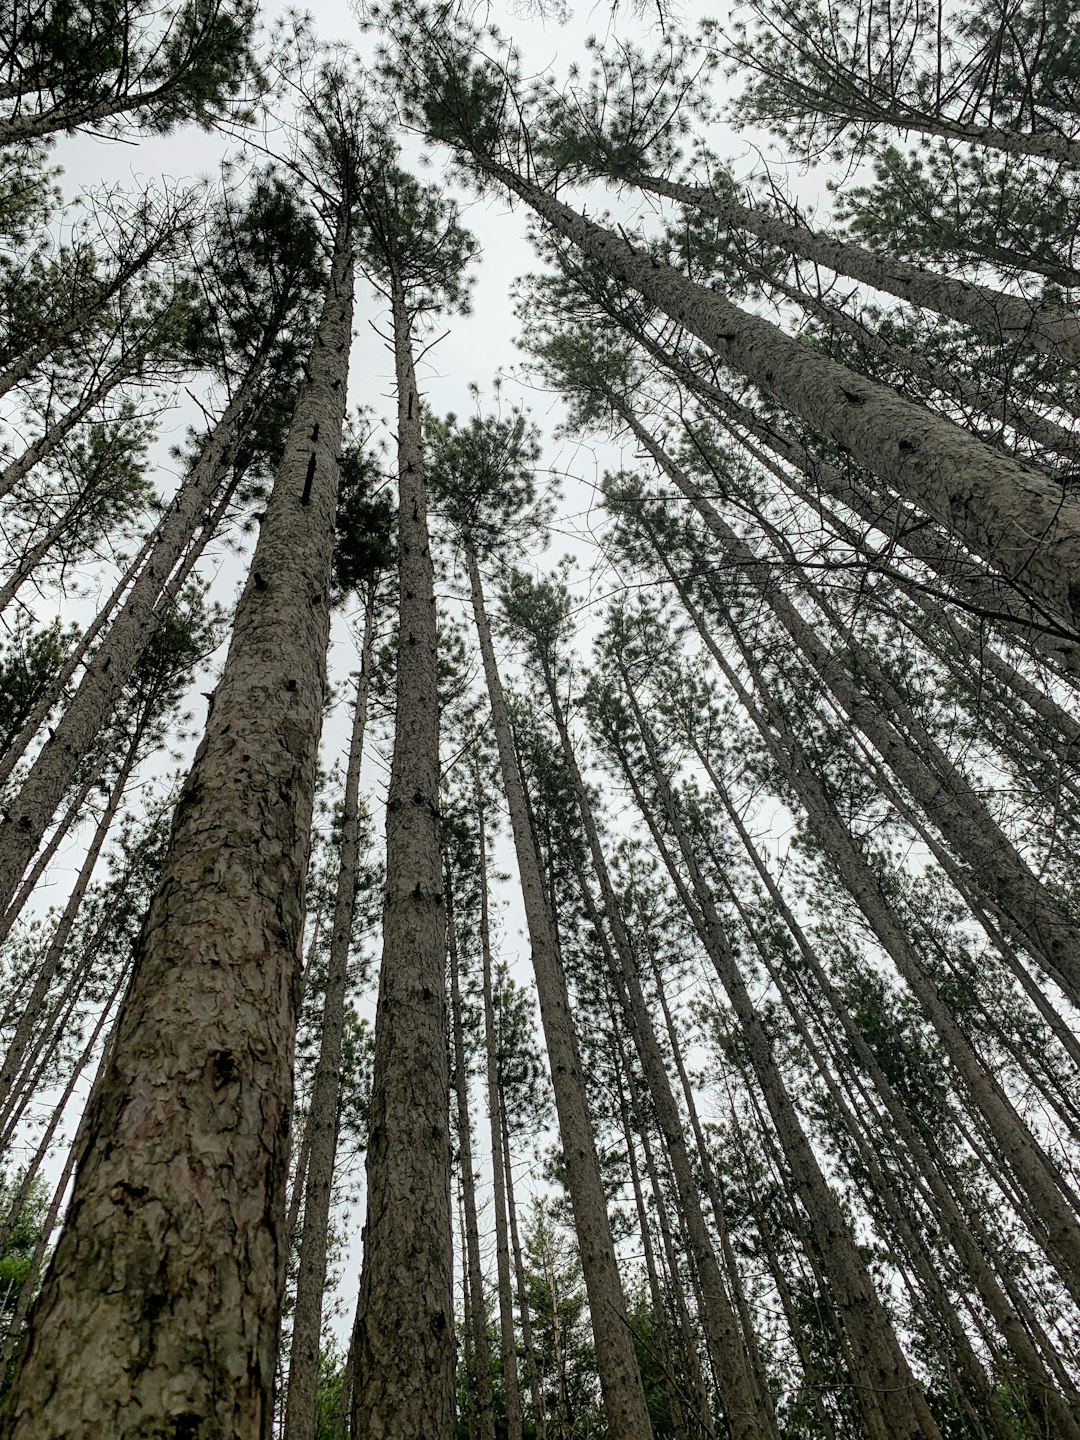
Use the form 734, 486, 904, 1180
465, 547, 655, 1439
351, 280, 455, 1440
476, 155, 1080, 637
537, 657, 773, 1440
625, 403, 1080, 1008
608, 673, 943, 1440
501, 1100, 549, 1440
649, 540, 1080, 1309
621, 170, 1080, 362
0, 362, 262, 916
0, 224, 354, 1440
448, 885, 498, 1440
0, 712, 143, 1117
284, 590, 377, 1440
475, 781, 525, 1440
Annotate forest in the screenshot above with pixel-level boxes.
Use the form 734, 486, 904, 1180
0, 0, 1078, 1435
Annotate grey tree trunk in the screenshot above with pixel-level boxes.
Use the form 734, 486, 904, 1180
350, 282, 455, 1440
0, 712, 143, 1118
284, 590, 376, 1440
466, 547, 655, 1440
481, 158, 1080, 638
624, 407, 1080, 1010
0, 228, 354, 1440
475, 782, 525, 1440
623, 171, 1080, 362
501, 1101, 549, 1440
652, 544, 1080, 1308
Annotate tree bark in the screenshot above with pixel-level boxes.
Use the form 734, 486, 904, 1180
537, 655, 774, 1440
0, 226, 354, 1440
448, 885, 498, 1440
608, 672, 942, 1440
475, 780, 525, 1440
622, 170, 1080, 363
0, 364, 260, 917
351, 281, 455, 1440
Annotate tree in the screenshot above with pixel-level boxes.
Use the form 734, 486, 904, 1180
0, 66, 362, 1439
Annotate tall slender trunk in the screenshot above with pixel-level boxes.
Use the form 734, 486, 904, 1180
284, 591, 377, 1440
477, 155, 1080, 636
465, 547, 654, 1439
475, 781, 525, 1440
607, 672, 942, 1440
0, 514, 160, 788
0, 710, 144, 1113
501, 1100, 548, 1440
448, 886, 498, 1440
0, 225, 354, 1440
351, 281, 455, 1440
0, 362, 261, 916
621, 170, 1080, 362
625, 404, 1080, 1007
772, 273, 1080, 458
537, 657, 773, 1440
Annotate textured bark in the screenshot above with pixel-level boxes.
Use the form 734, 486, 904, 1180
284, 597, 375, 1440
626, 172, 1080, 362
774, 275, 1080, 459
541, 663, 773, 1440
351, 284, 455, 1440
0, 230, 354, 1440
475, 786, 525, 1440
623, 317, 1080, 669
611, 678, 942, 1440
0, 369, 258, 917
480, 157, 1080, 637
467, 549, 654, 1440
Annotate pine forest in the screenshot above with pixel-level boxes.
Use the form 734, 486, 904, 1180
1, 0, 1079, 1434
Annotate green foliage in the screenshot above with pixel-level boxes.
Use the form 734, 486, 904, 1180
0, 618, 73, 756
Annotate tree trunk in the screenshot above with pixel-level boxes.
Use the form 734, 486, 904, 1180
475, 780, 525, 1440
0, 225, 354, 1440
502, 1100, 549, 1440
448, 885, 498, 1440
609, 673, 942, 1440
623, 170, 1080, 363
0, 363, 260, 917
284, 590, 377, 1440
538, 657, 774, 1440
351, 281, 455, 1440
0, 712, 143, 1118
480, 156, 1080, 638
466, 547, 655, 1440
651, 544, 1080, 1309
